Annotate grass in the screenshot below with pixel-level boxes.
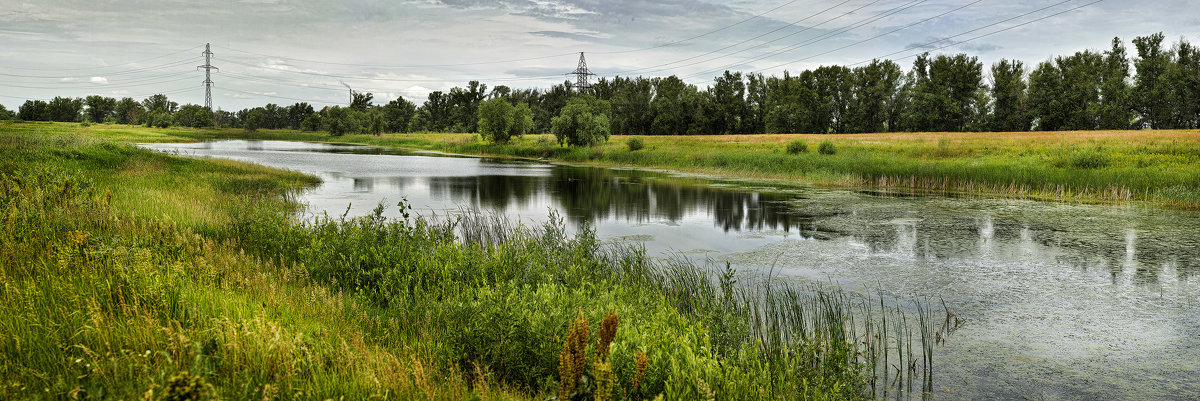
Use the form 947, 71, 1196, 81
59, 118, 1196, 209
0, 122, 954, 399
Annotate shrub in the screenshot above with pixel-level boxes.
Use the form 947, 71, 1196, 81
478, 98, 533, 143
818, 140, 837, 155
786, 139, 807, 154
1069, 148, 1110, 169
627, 137, 645, 151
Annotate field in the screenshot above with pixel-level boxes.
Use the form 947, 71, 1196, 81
24, 120, 1195, 209
0, 121, 958, 399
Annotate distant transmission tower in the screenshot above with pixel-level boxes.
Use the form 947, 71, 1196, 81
569, 52, 595, 93
340, 80, 353, 105
197, 43, 218, 110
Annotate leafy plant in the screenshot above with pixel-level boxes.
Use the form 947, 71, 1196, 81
786, 139, 808, 154
818, 140, 837, 155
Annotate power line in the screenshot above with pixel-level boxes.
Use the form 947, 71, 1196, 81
220, 58, 566, 83
847, 0, 1104, 67
752, 0, 984, 73
595, 0, 855, 76
0, 56, 202, 79
675, 0, 920, 80
0, 45, 204, 71
215, 44, 578, 69
845, 0, 1091, 67
592, 0, 806, 55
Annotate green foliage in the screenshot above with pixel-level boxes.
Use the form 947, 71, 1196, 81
243, 108, 264, 132
0, 104, 14, 120
477, 97, 532, 143
818, 140, 837, 155
1066, 147, 1111, 169
627, 137, 645, 152
173, 104, 214, 128
552, 95, 612, 147
786, 139, 808, 154
144, 109, 171, 128
158, 371, 206, 401
300, 113, 322, 132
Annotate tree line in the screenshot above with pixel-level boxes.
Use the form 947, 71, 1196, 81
4, 33, 1197, 138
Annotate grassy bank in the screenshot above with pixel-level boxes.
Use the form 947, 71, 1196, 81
1, 124, 949, 398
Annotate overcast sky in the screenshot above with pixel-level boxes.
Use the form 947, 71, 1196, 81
2, 0, 1198, 111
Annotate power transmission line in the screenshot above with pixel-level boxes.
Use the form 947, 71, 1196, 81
671, 0, 920, 80
592, 0, 806, 55
0, 45, 204, 71
752, 0, 984, 73
0, 57, 201, 79
596, 0, 855, 76
846, 0, 1104, 67
844, 0, 1092, 67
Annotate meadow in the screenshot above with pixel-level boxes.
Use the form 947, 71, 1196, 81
27, 120, 1195, 209
0, 121, 952, 399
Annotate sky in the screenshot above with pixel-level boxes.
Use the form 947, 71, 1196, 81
1, 0, 1198, 111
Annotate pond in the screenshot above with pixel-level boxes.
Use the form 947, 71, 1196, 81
141, 140, 1200, 400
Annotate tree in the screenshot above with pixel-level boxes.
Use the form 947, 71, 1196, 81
381, 97, 417, 133
847, 59, 903, 133
114, 97, 143, 125
552, 95, 611, 146
1028, 61, 1064, 131
46, 97, 83, 122
173, 104, 214, 128
18, 100, 49, 121
350, 92, 374, 111
990, 59, 1031, 131
244, 108, 265, 132
1133, 33, 1171, 128
84, 95, 117, 124
477, 97, 533, 143
0, 104, 14, 120
1098, 37, 1134, 129
142, 94, 177, 114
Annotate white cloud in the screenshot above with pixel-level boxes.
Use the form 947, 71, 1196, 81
89, 76, 108, 84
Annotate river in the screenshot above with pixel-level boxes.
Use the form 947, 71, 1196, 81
141, 139, 1200, 400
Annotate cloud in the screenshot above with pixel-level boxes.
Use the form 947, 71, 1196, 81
90, 77, 108, 84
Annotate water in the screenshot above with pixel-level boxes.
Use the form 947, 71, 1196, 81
141, 140, 1200, 400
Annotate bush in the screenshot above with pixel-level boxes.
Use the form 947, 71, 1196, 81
818, 140, 837, 155
786, 139, 807, 154
1068, 148, 1110, 169
628, 137, 645, 151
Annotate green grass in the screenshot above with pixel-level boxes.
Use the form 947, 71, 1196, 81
72, 118, 1197, 209
0, 123, 951, 399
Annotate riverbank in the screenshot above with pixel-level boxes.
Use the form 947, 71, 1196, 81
2, 123, 936, 398
27, 120, 1192, 209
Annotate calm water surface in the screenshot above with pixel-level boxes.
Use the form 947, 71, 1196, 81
141, 140, 1200, 400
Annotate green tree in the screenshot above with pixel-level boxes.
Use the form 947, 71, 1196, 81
46, 97, 83, 122
84, 95, 117, 123
114, 97, 143, 125
244, 108, 265, 132
142, 94, 177, 114
0, 104, 14, 120
847, 60, 903, 133
478, 98, 533, 143
1028, 61, 1064, 131
18, 100, 49, 121
1133, 33, 1172, 128
1098, 37, 1134, 129
381, 97, 417, 133
990, 59, 1031, 131
173, 104, 214, 128
552, 95, 611, 146
1168, 40, 1200, 128
351, 92, 374, 111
